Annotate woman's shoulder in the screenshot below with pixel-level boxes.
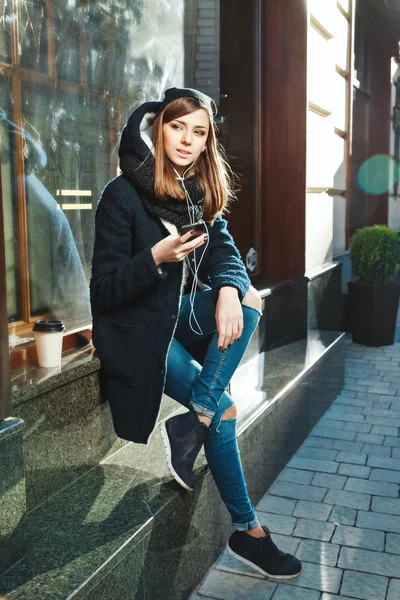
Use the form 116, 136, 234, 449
102, 174, 141, 200
99, 174, 144, 216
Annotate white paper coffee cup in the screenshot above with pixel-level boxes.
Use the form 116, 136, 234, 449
32, 320, 65, 368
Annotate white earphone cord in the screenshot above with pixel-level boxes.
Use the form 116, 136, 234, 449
168, 158, 209, 336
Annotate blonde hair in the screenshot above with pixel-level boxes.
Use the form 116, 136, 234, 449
151, 97, 237, 223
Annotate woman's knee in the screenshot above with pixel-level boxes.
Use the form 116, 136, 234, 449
221, 403, 237, 420
242, 286, 262, 313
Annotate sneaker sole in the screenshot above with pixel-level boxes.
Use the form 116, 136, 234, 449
226, 544, 302, 581
159, 419, 194, 492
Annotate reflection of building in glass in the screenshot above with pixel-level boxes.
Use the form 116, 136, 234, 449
0, 113, 91, 327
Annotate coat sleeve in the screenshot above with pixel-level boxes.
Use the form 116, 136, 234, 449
90, 185, 166, 314
205, 213, 251, 303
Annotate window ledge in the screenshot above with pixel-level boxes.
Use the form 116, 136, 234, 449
11, 344, 101, 407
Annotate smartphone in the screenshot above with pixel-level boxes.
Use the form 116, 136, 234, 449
179, 221, 205, 243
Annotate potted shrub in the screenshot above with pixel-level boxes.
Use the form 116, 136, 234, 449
348, 225, 400, 346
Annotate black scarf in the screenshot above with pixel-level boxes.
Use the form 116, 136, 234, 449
120, 152, 204, 229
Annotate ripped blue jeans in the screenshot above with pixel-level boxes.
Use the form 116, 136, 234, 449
164, 288, 261, 531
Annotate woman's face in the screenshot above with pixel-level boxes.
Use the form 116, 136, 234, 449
162, 108, 210, 175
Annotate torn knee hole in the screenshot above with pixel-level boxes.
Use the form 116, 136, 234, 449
221, 404, 237, 420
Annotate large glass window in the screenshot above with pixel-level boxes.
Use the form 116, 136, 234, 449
0, 0, 220, 348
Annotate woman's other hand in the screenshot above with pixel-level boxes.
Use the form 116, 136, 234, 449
215, 286, 243, 351
151, 230, 207, 266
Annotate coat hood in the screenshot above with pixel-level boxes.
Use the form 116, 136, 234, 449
118, 87, 218, 161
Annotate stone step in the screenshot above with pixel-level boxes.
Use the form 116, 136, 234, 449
0, 330, 345, 600
8, 280, 292, 518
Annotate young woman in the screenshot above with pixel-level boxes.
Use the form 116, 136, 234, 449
90, 87, 302, 581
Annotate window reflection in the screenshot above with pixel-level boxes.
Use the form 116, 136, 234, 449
0, 0, 221, 342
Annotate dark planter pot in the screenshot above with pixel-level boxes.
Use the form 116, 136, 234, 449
348, 281, 399, 347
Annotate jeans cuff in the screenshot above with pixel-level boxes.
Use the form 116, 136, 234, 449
189, 400, 216, 419
233, 515, 260, 531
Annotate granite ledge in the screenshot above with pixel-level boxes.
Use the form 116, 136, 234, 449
304, 262, 341, 281
11, 345, 101, 406
253, 278, 294, 298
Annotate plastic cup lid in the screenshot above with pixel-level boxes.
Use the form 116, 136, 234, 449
32, 320, 65, 333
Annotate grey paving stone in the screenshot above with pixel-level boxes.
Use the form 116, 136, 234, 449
361, 443, 392, 457
324, 412, 365, 423
374, 363, 400, 371
303, 436, 335, 449
293, 500, 333, 521
340, 569, 389, 600
343, 384, 369, 393
277, 468, 314, 485
387, 579, 400, 600
321, 595, 367, 600
383, 436, 400, 448
337, 398, 374, 409
338, 546, 400, 578
268, 481, 327, 502
372, 425, 399, 436
328, 506, 357, 526
296, 447, 338, 461
335, 452, 368, 465
372, 400, 392, 409
336, 389, 357, 397
356, 391, 382, 401
344, 422, 373, 433
254, 511, 297, 536
367, 455, 400, 471
369, 468, 400, 484
332, 440, 363, 453
318, 413, 346, 430
381, 374, 400, 384
371, 497, 400, 516
272, 585, 320, 600
312, 428, 357, 441
357, 379, 389, 388
365, 415, 400, 427
256, 495, 296, 516
344, 477, 399, 498
287, 457, 338, 474
293, 518, 335, 541
338, 463, 371, 479
278, 560, 342, 594
357, 510, 400, 534
363, 407, 400, 419
216, 551, 264, 579
355, 432, 384, 445
392, 447, 400, 458
199, 569, 277, 599
324, 489, 371, 511
332, 524, 385, 551
360, 443, 391, 457
367, 387, 397, 396
296, 539, 340, 566
362, 382, 393, 390
330, 405, 364, 415
312, 472, 347, 490
386, 533, 400, 555
317, 418, 347, 430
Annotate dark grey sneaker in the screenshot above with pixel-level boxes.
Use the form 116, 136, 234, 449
227, 525, 302, 581
160, 410, 209, 491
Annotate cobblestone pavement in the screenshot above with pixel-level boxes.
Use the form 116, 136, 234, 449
189, 313, 400, 600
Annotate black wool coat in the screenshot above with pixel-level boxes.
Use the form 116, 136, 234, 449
90, 174, 251, 444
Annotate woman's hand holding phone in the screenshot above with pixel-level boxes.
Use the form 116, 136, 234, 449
151, 229, 207, 266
